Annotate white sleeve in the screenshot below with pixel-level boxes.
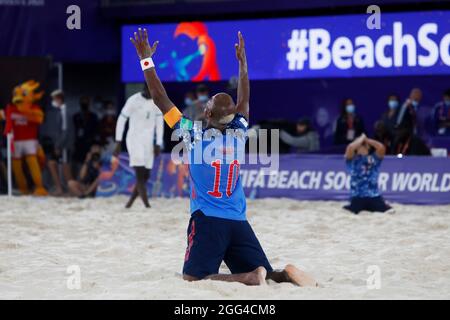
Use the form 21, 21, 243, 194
115, 114, 127, 142
155, 107, 164, 147
115, 96, 135, 142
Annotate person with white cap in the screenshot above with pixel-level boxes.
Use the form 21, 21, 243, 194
42, 89, 72, 196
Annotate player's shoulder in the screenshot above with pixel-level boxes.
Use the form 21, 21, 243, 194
227, 113, 249, 130
128, 92, 143, 103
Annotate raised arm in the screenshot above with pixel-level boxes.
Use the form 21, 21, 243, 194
365, 137, 386, 159
344, 134, 366, 160
235, 31, 249, 120
130, 28, 179, 122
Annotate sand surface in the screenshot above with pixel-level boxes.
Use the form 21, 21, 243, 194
0, 196, 449, 299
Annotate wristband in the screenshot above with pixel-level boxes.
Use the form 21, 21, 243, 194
140, 57, 155, 71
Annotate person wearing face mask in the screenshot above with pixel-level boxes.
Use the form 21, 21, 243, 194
194, 84, 210, 126
380, 94, 400, 136
344, 133, 392, 214
41, 90, 73, 196
396, 88, 422, 134
182, 91, 201, 122
334, 98, 366, 145
73, 96, 100, 171
196, 84, 210, 105
433, 89, 450, 136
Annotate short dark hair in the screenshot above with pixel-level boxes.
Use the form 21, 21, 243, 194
196, 84, 209, 94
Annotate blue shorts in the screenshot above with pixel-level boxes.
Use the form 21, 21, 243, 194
183, 211, 273, 279
344, 196, 391, 214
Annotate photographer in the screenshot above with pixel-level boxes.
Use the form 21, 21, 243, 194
67, 145, 102, 198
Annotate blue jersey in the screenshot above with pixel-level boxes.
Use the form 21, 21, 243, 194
174, 114, 249, 221
346, 153, 382, 198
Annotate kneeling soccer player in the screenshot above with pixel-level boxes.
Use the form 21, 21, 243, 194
130, 27, 318, 286
344, 133, 393, 214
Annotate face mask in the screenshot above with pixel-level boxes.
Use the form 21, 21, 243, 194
444, 99, 450, 106
105, 109, 115, 116
80, 103, 89, 111
411, 100, 419, 108
198, 95, 209, 103
346, 104, 355, 114
51, 100, 60, 108
184, 98, 193, 106
388, 100, 399, 109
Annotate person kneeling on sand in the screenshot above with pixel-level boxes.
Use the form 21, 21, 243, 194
68, 146, 102, 198
344, 134, 393, 214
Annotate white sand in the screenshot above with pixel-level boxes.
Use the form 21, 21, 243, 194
0, 196, 449, 300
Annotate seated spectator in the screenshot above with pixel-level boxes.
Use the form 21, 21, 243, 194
392, 128, 431, 156
42, 90, 73, 196
68, 145, 102, 198
344, 134, 392, 214
374, 120, 393, 155
279, 118, 320, 153
396, 88, 422, 133
334, 98, 365, 145
433, 88, 450, 136
380, 94, 400, 135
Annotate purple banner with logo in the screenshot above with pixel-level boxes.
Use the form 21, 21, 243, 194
98, 153, 450, 205
122, 11, 450, 82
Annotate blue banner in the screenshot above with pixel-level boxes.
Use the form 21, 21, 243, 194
98, 154, 450, 205
122, 11, 450, 82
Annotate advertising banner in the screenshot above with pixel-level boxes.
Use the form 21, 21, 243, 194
98, 154, 450, 205
122, 11, 450, 82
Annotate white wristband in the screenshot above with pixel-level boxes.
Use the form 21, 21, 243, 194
140, 57, 155, 71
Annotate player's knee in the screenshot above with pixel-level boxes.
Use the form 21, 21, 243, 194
182, 274, 199, 282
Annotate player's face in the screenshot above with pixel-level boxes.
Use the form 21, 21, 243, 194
357, 143, 369, 156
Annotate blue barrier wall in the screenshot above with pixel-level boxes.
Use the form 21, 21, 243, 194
98, 153, 450, 205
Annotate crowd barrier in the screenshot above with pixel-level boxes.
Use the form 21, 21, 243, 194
97, 153, 450, 205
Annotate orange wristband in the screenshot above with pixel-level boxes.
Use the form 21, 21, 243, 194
164, 106, 182, 128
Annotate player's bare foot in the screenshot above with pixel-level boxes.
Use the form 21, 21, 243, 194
245, 267, 267, 286
284, 264, 318, 287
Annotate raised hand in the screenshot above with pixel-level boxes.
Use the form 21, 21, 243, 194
235, 31, 247, 65
130, 28, 159, 60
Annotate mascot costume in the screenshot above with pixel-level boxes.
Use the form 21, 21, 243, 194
1, 80, 48, 195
